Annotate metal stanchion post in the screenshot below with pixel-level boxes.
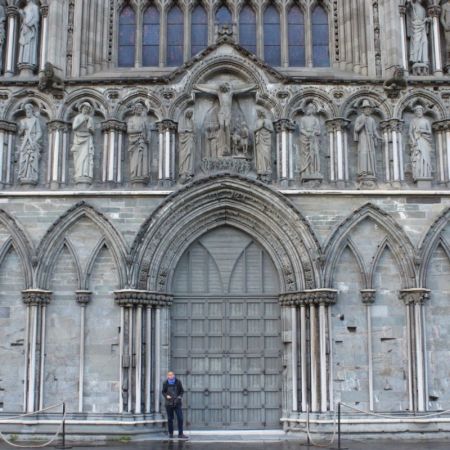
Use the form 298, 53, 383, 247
331, 402, 347, 450
55, 402, 72, 449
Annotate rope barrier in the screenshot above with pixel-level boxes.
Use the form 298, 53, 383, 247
0, 402, 64, 422
305, 403, 337, 448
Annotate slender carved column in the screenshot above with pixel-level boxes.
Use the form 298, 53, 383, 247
47, 120, 70, 189
4, 5, 18, 77
398, 5, 409, 73
380, 119, 405, 186
325, 118, 350, 187
39, 4, 49, 72
115, 290, 173, 415
101, 120, 126, 185
399, 289, 430, 412
156, 120, 177, 187
361, 289, 376, 411
22, 289, 52, 413
0, 120, 16, 188
274, 119, 295, 187
428, 5, 443, 76
76, 290, 91, 413
432, 120, 450, 185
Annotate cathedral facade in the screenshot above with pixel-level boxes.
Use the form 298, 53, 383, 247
0, 0, 450, 440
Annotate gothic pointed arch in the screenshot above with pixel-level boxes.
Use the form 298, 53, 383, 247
130, 175, 322, 292
323, 203, 416, 289
36, 202, 129, 289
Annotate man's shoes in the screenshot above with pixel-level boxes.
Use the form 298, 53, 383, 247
178, 434, 189, 440
168, 434, 174, 439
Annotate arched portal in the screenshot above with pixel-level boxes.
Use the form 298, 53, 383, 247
171, 226, 282, 429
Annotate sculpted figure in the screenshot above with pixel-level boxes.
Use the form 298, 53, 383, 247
178, 109, 195, 182
299, 103, 321, 177
406, 0, 430, 68
206, 122, 219, 159
441, 1, 450, 70
17, 103, 42, 185
240, 121, 249, 156
254, 110, 273, 181
354, 100, 381, 178
194, 82, 256, 154
409, 105, 432, 180
71, 102, 95, 183
18, 0, 40, 67
0, 4, 5, 73
127, 102, 151, 182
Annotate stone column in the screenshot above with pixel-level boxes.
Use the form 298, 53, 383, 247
428, 4, 443, 76
325, 118, 350, 187
39, 4, 49, 72
156, 119, 177, 187
22, 289, 52, 413
115, 290, 172, 415
4, 5, 18, 77
380, 119, 405, 186
398, 5, 409, 73
101, 119, 126, 185
399, 289, 430, 412
76, 290, 91, 413
432, 120, 450, 186
361, 289, 376, 411
0, 120, 16, 188
274, 119, 295, 188
47, 120, 70, 189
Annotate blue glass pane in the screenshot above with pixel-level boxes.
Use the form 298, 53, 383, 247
239, 6, 256, 54
118, 7, 135, 67
264, 6, 280, 66
119, 46, 135, 67
312, 6, 329, 67
313, 45, 329, 67
119, 24, 135, 45
144, 6, 160, 24
312, 6, 328, 24
143, 5, 160, 66
120, 6, 135, 25
191, 5, 207, 55
288, 6, 305, 66
216, 5, 231, 24
167, 6, 184, 66
288, 5, 304, 25
144, 24, 160, 44
143, 45, 159, 66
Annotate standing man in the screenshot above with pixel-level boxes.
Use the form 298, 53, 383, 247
162, 371, 189, 439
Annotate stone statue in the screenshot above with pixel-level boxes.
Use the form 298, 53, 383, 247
406, 0, 430, 74
17, 103, 42, 185
18, 0, 40, 70
441, 1, 450, 72
0, 4, 5, 74
409, 105, 432, 180
178, 109, 195, 182
71, 102, 95, 184
299, 103, 321, 178
194, 82, 256, 154
354, 99, 381, 179
240, 121, 249, 157
254, 110, 273, 182
206, 122, 219, 159
127, 102, 151, 183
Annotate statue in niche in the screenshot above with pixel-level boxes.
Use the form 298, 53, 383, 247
408, 105, 432, 180
441, 1, 450, 72
205, 117, 219, 159
17, 103, 42, 185
231, 120, 250, 158
127, 102, 151, 184
254, 110, 273, 182
406, 0, 431, 75
354, 99, 381, 181
0, 4, 5, 74
299, 103, 322, 180
18, 0, 40, 69
194, 82, 256, 154
178, 109, 195, 183
71, 102, 95, 184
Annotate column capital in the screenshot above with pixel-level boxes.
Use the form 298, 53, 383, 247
114, 289, 173, 307
156, 119, 177, 133
22, 289, 52, 306
274, 118, 296, 133
398, 5, 406, 16
399, 288, 431, 305
380, 118, 404, 132
427, 5, 441, 18
47, 120, 70, 133
6, 5, 18, 18
325, 118, 350, 132
0, 120, 17, 133
279, 289, 337, 307
100, 119, 127, 133
432, 119, 450, 132
361, 289, 376, 305
76, 290, 92, 305
40, 4, 49, 18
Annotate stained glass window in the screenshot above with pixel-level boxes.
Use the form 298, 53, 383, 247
288, 5, 305, 67
167, 5, 184, 66
118, 6, 136, 67
143, 5, 160, 66
216, 4, 232, 25
312, 5, 330, 67
264, 5, 280, 66
239, 5, 256, 55
191, 5, 207, 56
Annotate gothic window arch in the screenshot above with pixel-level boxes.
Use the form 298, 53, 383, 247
216, 4, 232, 26
239, 4, 256, 55
143, 3, 160, 67
311, 3, 330, 67
118, 5, 136, 68
263, 4, 281, 66
288, 4, 305, 67
167, 4, 184, 66
191, 4, 208, 56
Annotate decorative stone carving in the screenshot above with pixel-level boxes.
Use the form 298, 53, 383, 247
408, 105, 433, 183
254, 110, 273, 183
0, 4, 5, 74
354, 99, 382, 187
114, 290, 173, 307
399, 288, 430, 305
22, 289, 52, 305
298, 103, 322, 182
406, 0, 431, 75
178, 109, 195, 183
18, 0, 40, 75
383, 66, 407, 99
361, 289, 376, 305
231, 121, 250, 158
76, 290, 92, 305
71, 102, 95, 185
127, 102, 151, 184
17, 103, 42, 186
441, 1, 450, 72
38, 62, 64, 93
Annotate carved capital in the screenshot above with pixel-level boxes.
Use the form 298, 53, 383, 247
432, 119, 450, 132
279, 289, 337, 307
278, 292, 304, 307
48, 120, 70, 133
399, 288, 430, 305
398, 5, 406, 16
0, 120, 17, 133
101, 119, 127, 133
22, 289, 52, 306
156, 119, 177, 133
6, 5, 18, 18
114, 289, 173, 308
380, 119, 404, 133
325, 118, 350, 132
427, 5, 441, 18
76, 290, 92, 305
274, 119, 296, 133
361, 289, 376, 305
40, 5, 49, 18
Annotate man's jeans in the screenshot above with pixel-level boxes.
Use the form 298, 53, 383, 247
166, 403, 183, 435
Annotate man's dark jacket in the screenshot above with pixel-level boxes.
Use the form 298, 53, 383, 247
162, 379, 184, 407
